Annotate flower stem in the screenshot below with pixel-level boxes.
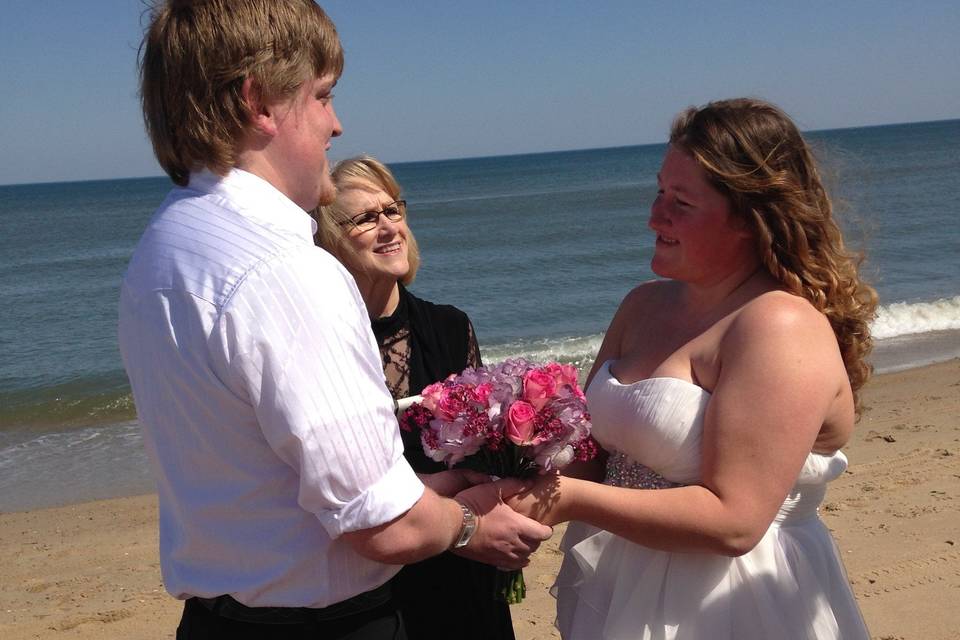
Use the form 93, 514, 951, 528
496, 569, 526, 604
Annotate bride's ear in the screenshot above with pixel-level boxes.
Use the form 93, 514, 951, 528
241, 77, 278, 137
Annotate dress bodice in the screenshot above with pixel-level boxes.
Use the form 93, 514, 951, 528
586, 360, 848, 497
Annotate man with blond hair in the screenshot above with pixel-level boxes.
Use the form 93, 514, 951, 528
120, 2, 551, 637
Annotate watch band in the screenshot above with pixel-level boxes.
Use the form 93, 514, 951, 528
452, 502, 477, 549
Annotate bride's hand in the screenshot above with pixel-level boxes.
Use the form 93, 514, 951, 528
418, 469, 491, 497
504, 472, 567, 527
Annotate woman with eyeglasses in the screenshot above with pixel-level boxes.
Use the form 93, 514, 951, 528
313, 156, 515, 640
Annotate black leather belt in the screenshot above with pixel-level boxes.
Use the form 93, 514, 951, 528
193, 581, 393, 625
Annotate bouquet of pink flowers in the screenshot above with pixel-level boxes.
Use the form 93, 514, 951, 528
399, 358, 597, 603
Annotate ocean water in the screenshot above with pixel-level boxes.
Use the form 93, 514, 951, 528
1, 119, 959, 512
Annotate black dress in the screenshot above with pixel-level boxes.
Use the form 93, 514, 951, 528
371, 284, 515, 640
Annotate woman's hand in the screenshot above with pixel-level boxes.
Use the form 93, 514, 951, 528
503, 472, 569, 527
418, 469, 491, 497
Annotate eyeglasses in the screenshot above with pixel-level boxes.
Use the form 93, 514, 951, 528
342, 200, 406, 233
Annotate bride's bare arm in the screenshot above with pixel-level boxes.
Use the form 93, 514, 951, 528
508, 293, 850, 556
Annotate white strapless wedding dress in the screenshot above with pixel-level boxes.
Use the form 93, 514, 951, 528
553, 361, 869, 639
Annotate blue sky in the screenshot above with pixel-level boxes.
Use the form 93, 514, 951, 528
1, 1, 958, 186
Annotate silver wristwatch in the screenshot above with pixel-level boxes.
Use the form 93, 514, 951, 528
452, 502, 477, 549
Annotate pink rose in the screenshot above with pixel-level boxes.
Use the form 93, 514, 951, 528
545, 362, 579, 387
544, 362, 564, 381
436, 387, 467, 421
420, 382, 444, 415
523, 369, 557, 411
473, 382, 493, 405
545, 363, 583, 399
505, 401, 539, 445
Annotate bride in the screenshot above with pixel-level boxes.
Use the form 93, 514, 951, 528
508, 98, 876, 639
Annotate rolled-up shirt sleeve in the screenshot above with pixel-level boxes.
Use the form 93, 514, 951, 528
219, 244, 424, 537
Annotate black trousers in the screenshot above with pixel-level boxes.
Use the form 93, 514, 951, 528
176, 595, 407, 640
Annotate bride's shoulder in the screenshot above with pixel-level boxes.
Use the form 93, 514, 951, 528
721, 291, 848, 404
621, 278, 676, 310
731, 290, 835, 345
602, 280, 674, 346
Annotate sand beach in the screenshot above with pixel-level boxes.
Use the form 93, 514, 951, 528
2, 359, 958, 640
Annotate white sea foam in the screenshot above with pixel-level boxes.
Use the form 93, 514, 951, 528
871, 296, 960, 340
481, 333, 605, 370
482, 296, 960, 371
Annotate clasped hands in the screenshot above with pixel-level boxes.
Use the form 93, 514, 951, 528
420, 469, 566, 570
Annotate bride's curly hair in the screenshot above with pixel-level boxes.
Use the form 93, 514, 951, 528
670, 98, 878, 414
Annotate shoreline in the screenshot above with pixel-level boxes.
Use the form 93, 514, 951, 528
3, 329, 959, 515
2, 359, 958, 639
869, 328, 960, 375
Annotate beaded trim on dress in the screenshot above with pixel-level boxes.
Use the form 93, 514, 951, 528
604, 451, 681, 490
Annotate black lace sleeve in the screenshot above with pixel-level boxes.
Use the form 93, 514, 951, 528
465, 318, 482, 368
403, 286, 481, 389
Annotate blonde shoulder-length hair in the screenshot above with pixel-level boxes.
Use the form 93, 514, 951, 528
312, 155, 421, 285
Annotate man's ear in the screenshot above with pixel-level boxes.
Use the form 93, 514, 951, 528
241, 77, 278, 137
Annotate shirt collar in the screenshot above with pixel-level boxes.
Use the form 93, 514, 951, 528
188, 168, 319, 240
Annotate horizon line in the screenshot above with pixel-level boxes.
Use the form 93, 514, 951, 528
2, 116, 957, 189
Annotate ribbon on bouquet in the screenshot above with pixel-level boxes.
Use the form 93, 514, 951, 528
393, 395, 423, 417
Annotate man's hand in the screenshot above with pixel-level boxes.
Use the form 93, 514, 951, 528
418, 469, 490, 498
452, 477, 554, 569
